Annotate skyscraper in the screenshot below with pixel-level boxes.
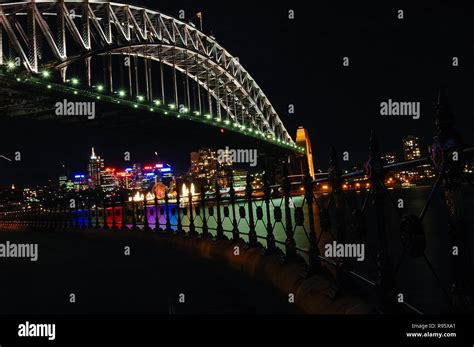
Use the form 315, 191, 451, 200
87, 147, 104, 187
189, 148, 232, 187
403, 136, 422, 161
382, 152, 397, 164
99, 168, 117, 192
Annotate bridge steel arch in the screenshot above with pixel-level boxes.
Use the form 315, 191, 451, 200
0, 0, 299, 148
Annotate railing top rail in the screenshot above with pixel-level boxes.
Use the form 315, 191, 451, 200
311, 147, 473, 184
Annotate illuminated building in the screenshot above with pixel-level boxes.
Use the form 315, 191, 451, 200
23, 188, 38, 203
73, 174, 87, 191
59, 175, 68, 188
116, 170, 133, 189
87, 147, 104, 187
295, 126, 315, 179
132, 163, 143, 188
100, 168, 118, 192
190, 148, 232, 188
158, 163, 174, 185
232, 169, 248, 191
382, 152, 396, 164
136, 163, 174, 189
403, 136, 421, 161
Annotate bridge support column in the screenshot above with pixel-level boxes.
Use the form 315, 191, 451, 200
108, 53, 113, 93
60, 66, 67, 83
85, 57, 91, 87
0, 26, 3, 65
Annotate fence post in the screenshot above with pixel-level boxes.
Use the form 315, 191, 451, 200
329, 146, 346, 244
246, 173, 258, 247
215, 180, 225, 240
430, 89, 472, 310
87, 199, 93, 229
304, 171, 321, 275
200, 184, 209, 237
95, 199, 100, 229
121, 192, 128, 231
283, 163, 297, 261
188, 188, 196, 236
164, 187, 172, 232
131, 198, 138, 231
176, 181, 183, 233
229, 175, 240, 242
81, 199, 87, 229
154, 192, 159, 231
73, 195, 79, 229
328, 146, 349, 290
111, 197, 117, 230
143, 192, 150, 231
68, 198, 74, 229
263, 172, 277, 254
365, 129, 395, 312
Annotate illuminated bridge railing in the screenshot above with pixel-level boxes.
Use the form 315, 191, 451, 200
1, 104, 473, 314
1, 141, 473, 314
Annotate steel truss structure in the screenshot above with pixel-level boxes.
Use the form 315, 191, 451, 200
0, 0, 295, 145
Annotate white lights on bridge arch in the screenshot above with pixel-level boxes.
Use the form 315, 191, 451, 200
0, 0, 301, 149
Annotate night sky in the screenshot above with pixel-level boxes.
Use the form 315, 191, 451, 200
0, 1, 473, 187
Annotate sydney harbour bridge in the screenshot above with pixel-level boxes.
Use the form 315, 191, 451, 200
0, 0, 303, 152
0, 0, 474, 320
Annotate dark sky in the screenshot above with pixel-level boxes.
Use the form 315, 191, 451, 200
1, 0, 473, 187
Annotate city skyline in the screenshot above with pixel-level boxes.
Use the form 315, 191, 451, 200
0, 131, 439, 189
1, 2, 473, 189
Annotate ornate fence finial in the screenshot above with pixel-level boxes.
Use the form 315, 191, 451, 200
328, 145, 341, 190
365, 129, 383, 181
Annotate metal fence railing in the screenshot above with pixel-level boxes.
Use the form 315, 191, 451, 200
1, 99, 473, 314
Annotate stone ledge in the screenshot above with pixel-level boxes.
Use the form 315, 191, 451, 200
0, 225, 373, 314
